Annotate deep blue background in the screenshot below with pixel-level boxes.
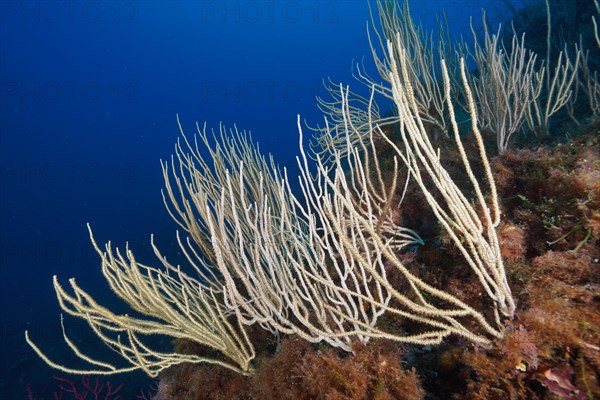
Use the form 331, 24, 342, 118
0, 1, 509, 398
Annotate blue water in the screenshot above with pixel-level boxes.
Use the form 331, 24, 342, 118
0, 1, 509, 398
